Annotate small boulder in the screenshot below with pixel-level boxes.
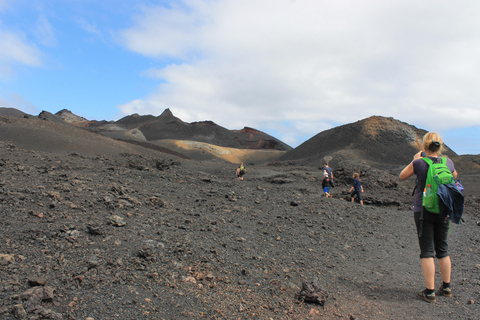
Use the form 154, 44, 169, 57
296, 280, 328, 306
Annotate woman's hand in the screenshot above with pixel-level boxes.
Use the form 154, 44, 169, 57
413, 151, 423, 160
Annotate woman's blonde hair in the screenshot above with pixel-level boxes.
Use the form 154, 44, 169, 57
353, 172, 360, 180
423, 132, 443, 154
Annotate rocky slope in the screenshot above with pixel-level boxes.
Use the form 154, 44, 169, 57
0, 114, 479, 319
55, 109, 89, 125
279, 116, 457, 168
0, 107, 292, 163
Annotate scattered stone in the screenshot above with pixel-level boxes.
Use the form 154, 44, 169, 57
87, 255, 99, 268
48, 191, 61, 201
108, 215, 126, 227
28, 277, 47, 287
13, 304, 27, 319
226, 193, 238, 202
0, 306, 10, 316
149, 196, 165, 207
11, 286, 62, 319
182, 276, 197, 284
138, 244, 156, 261
67, 229, 81, 239
19, 286, 55, 303
296, 280, 328, 306
205, 273, 214, 281
87, 223, 104, 236
155, 160, 179, 170
0, 253, 15, 265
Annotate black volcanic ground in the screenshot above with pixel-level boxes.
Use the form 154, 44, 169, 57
0, 113, 479, 319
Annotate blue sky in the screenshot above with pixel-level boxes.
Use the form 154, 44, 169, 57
0, 0, 479, 155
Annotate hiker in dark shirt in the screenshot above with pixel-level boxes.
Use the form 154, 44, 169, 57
322, 175, 333, 198
322, 163, 334, 182
399, 132, 458, 303
349, 173, 363, 205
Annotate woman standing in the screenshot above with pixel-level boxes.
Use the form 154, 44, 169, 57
399, 132, 458, 303
236, 163, 246, 181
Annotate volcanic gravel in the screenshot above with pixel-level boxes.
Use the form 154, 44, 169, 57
1, 139, 480, 320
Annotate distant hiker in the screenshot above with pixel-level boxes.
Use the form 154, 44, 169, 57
399, 132, 459, 303
322, 163, 334, 181
322, 175, 333, 198
236, 163, 246, 181
349, 173, 364, 205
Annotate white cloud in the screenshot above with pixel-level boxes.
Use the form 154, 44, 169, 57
75, 16, 108, 44
76, 17, 100, 35
34, 15, 57, 47
118, 0, 480, 147
120, 2, 207, 58
0, 26, 42, 79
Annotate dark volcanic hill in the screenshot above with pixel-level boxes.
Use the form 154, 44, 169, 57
38, 111, 68, 125
87, 108, 292, 151
0, 115, 185, 157
0, 107, 291, 152
280, 116, 457, 168
1, 107, 478, 170
0, 107, 32, 118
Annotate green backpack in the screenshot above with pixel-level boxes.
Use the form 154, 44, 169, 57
422, 157, 455, 213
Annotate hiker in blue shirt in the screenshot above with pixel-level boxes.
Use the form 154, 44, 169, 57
399, 132, 458, 303
322, 163, 334, 182
349, 173, 364, 205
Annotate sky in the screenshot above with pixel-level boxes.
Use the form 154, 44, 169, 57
0, 0, 479, 155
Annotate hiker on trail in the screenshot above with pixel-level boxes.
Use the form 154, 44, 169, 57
349, 173, 364, 205
399, 132, 458, 303
236, 163, 246, 181
322, 175, 333, 198
323, 163, 334, 181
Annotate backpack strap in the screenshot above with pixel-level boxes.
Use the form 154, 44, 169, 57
413, 157, 434, 195
421, 157, 433, 166
422, 156, 448, 166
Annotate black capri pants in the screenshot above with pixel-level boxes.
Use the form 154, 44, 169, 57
351, 190, 362, 200
414, 210, 450, 259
